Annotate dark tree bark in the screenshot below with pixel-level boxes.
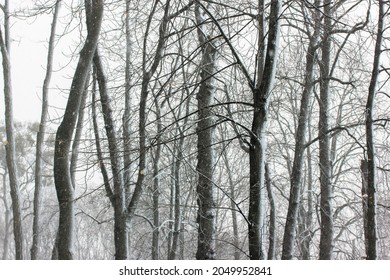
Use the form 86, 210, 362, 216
123, 0, 133, 201
364, 0, 384, 260
70, 79, 89, 188
91, 77, 115, 207
94, 49, 128, 260
151, 98, 162, 260
265, 163, 275, 260
0, 0, 24, 260
53, 0, 103, 260
318, 0, 334, 260
248, 0, 281, 260
31, 0, 61, 260
360, 159, 370, 257
195, 2, 217, 260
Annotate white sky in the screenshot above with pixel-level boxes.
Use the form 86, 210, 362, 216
0, 1, 74, 124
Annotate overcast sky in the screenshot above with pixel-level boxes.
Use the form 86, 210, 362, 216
0, 1, 75, 124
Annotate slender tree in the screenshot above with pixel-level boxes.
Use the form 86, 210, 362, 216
127, 0, 171, 223
364, 0, 385, 260
123, 0, 133, 200
282, 0, 320, 260
32, 0, 61, 260
93, 48, 128, 259
0, 0, 24, 260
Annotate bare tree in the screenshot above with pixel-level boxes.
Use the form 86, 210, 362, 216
318, 0, 334, 259
248, 0, 281, 260
364, 0, 385, 260
194, 1, 217, 260
0, 0, 24, 260
31, 0, 61, 260
282, 0, 321, 260
53, 0, 103, 259
127, 0, 171, 227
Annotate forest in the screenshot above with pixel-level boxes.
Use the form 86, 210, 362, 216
0, 0, 389, 260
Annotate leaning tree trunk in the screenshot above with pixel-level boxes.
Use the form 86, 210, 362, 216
0, 0, 24, 260
281, 0, 320, 259
94, 48, 128, 259
32, 0, 61, 260
265, 163, 276, 260
53, 0, 103, 260
364, 0, 384, 260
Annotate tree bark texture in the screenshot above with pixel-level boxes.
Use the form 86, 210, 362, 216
318, 0, 334, 260
364, 0, 384, 260
248, 0, 281, 260
53, 0, 103, 259
195, 2, 217, 260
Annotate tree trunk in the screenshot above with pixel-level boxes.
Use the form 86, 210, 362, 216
31, 0, 61, 260
302, 137, 314, 260
91, 77, 115, 206
0, 0, 24, 260
281, 0, 320, 259
265, 163, 275, 260
123, 0, 133, 202
151, 98, 162, 260
360, 159, 369, 257
1, 172, 10, 259
94, 49, 128, 260
195, 3, 217, 260
248, 0, 281, 260
364, 0, 384, 260
70, 79, 89, 188
53, 0, 103, 259
318, 0, 333, 260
